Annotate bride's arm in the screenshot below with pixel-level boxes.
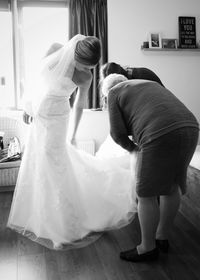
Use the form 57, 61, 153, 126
68, 78, 92, 144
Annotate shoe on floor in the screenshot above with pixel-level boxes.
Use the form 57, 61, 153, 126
156, 239, 169, 253
120, 247, 159, 262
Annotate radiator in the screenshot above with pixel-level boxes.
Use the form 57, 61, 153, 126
76, 140, 96, 155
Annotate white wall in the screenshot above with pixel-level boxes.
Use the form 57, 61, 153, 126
107, 0, 200, 124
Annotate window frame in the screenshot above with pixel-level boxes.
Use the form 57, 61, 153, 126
11, 0, 69, 109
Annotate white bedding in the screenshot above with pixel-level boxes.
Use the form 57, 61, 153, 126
189, 145, 200, 170
97, 137, 200, 171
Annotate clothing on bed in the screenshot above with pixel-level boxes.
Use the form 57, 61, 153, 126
190, 145, 200, 170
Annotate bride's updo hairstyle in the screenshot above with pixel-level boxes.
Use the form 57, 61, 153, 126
74, 36, 101, 66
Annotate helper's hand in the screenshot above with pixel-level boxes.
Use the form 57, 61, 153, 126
23, 111, 33, 124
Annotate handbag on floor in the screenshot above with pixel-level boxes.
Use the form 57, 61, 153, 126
0, 136, 21, 163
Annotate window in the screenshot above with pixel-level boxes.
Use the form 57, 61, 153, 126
0, 1, 68, 109
0, 10, 15, 108
18, 2, 68, 108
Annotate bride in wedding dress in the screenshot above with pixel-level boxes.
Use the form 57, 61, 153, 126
7, 34, 137, 250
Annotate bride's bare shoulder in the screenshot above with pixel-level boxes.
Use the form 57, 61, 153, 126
72, 68, 92, 87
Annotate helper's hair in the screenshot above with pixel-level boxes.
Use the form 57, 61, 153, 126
101, 73, 128, 97
100, 62, 128, 80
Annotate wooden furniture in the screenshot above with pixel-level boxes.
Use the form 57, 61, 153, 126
141, 46, 200, 52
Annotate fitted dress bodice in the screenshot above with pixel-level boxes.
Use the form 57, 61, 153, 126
35, 78, 77, 149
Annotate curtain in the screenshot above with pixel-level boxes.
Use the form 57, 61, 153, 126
69, 0, 108, 108
0, 0, 10, 11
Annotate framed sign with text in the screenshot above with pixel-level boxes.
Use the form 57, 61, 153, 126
178, 16, 196, 48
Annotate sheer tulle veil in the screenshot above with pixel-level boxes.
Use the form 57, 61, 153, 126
23, 34, 86, 116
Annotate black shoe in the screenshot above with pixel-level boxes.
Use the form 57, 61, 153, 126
120, 247, 159, 262
156, 239, 169, 253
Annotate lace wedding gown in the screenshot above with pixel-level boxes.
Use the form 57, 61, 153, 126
7, 35, 137, 250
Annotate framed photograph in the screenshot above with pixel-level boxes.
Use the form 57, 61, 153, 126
162, 38, 178, 49
149, 33, 162, 48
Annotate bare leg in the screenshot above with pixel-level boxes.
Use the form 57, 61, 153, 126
137, 196, 159, 254
156, 186, 180, 240
120, 188, 180, 261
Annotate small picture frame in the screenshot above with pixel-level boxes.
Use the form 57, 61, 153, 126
149, 33, 162, 48
162, 38, 178, 49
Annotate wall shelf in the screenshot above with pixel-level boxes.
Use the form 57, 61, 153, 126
141, 46, 200, 52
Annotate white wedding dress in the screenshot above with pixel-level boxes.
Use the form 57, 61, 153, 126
7, 35, 137, 250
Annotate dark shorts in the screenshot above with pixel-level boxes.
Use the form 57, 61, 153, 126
135, 127, 199, 197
